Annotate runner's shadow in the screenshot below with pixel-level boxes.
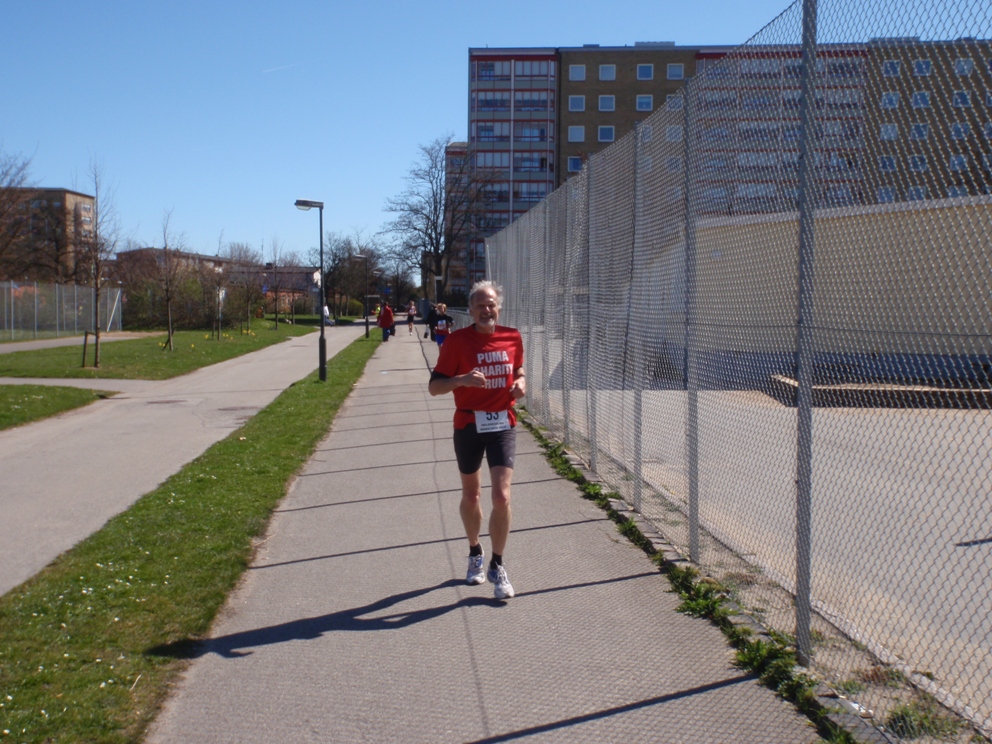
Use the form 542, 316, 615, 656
146, 579, 495, 660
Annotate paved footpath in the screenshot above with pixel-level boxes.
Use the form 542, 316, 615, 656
0, 325, 365, 597
147, 330, 819, 743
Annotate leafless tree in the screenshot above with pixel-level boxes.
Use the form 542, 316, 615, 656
0, 149, 33, 279
381, 134, 489, 302
78, 161, 123, 368
309, 230, 384, 318
226, 241, 263, 332
158, 209, 191, 351
266, 237, 286, 328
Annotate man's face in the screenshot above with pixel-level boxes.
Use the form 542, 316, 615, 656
470, 289, 499, 331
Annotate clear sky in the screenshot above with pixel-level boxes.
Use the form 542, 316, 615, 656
1, 0, 799, 262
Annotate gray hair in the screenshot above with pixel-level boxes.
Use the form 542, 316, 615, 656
469, 279, 503, 309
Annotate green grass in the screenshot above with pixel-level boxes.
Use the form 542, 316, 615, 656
0, 324, 314, 380
0, 385, 110, 431
0, 335, 379, 743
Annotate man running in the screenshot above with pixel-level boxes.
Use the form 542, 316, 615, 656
428, 281, 525, 599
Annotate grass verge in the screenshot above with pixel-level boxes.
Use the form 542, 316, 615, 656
0, 385, 111, 431
0, 335, 379, 743
0, 324, 314, 380
516, 412, 859, 744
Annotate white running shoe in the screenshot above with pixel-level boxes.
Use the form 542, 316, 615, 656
466, 552, 486, 585
487, 564, 515, 599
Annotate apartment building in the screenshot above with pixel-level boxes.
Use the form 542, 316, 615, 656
863, 37, 992, 203
0, 188, 96, 282
559, 42, 704, 182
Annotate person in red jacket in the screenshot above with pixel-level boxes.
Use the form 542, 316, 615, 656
428, 280, 525, 599
376, 303, 394, 342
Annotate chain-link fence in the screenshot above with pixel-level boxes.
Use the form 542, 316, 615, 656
487, 0, 992, 738
0, 281, 122, 341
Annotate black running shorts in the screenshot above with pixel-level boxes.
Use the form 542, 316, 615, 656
452, 424, 517, 474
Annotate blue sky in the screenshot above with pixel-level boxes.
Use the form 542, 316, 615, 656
1, 0, 798, 262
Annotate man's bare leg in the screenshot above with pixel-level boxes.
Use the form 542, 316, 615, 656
460, 470, 484, 547
488, 466, 513, 556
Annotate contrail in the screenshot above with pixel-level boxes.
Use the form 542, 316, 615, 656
262, 63, 299, 74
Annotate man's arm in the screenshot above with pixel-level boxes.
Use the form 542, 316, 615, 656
510, 367, 526, 400
429, 370, 487, 397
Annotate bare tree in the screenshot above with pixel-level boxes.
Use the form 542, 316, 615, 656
226, 241, 263, 332
309, 230, 384, 318
0, 150, 33, 279
267, 237, 285, 329
78, 162, 123, 368
381, 134, 489, 302
158, 209, 191, 351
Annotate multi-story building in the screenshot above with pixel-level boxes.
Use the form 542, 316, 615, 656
558, 42, 705, 181
863, 37, 992, 203
455, 38, 991, 294
0, 188, 96, 282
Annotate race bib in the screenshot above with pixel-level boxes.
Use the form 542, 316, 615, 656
475, 410, 510, 433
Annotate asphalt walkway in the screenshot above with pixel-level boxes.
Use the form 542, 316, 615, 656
0, 325, 365, 597
147, 328, 818, 743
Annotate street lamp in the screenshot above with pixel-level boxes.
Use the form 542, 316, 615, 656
295, 199, 326, 381
353, 253, 370, 338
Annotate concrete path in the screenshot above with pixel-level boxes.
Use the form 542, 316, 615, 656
147, 329, 818, 743
0, 331, 163, 354
0, 325, 366, 597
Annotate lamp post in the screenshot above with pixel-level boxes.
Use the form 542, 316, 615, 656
295, 199, 326, 381
353, 254, 370, 338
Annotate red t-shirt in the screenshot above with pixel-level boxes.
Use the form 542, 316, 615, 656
432, 324, 524, 429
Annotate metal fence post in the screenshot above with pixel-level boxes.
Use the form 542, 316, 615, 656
586, 158, 598, 473
794, 0, 819, 668
562, 187, 572, 448
682, 81, 700, 563
632, 123, 644, 512
34, 281, 38, 338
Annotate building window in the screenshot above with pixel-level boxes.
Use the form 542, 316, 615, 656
951, 122, 971, 140
882, 60, 901, 77
514, 182, 548, 202
909, 123, 930, 140
569, 95, 585, 112
878, 156, 897, 172
911, 91, 931, 109
948, 154, 968, 172
952, 91, 971, 108
568, 125, 585, 142
985, 123, 992, 140
877, 187, 897, 203
666, 94, 683, 110
599, 95, 615, 112
515, 60, 550, 77
913, 59, 932, 76
473, 91, 511, 111
665, 156, 683, 172
475, 152, 510, 170
599, 64, 616, 81
909, 155, 928, 172
513, 153, 549, 173
667, 63, 684, 80
639, 124, 653, 142
986, 90, 992, 107
947, 185, 970, 197
907, 185, 929, 200
80, 204, 91, 213
879, 124, 899, 140
637, 63, 654, 80
636, 94, 653, 111
473, 122, 511, 142
515, 91, 550, 111
954, 58, 974, 76
880, 92, 900, 109
598, 125, 615, 142
514, 122, 550, 142
569, 64, 586, 81
983, 154, 992, 171
475, 60, 511, 81
80, 216, 92, 224
567, 156, 583, 172
665, 125, 684, 142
